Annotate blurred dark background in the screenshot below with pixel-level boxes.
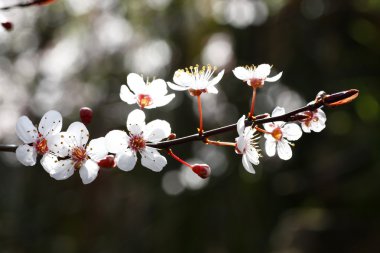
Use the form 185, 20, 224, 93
0, 0, 379, 252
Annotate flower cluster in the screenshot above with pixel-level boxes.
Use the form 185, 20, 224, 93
13, 63, 333, 184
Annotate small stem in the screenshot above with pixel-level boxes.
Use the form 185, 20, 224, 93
166, 149, 193, 169
205, 138, 236, 147
255, 126, 271, 135
197, 95, 203, 135
248, 88, 257, 119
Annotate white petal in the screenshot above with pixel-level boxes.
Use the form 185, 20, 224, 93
40, 153, 58, 174
86, 137, 108, 162
16, 144, 37, 166
115, 150, 137, 171
265, 139, 277, 157
272, 106, 286, 117
266, 72, 282, 82
66, 122, 89, 148
316, 109, 327, 122
46, 133, 70, 157
16, 116, 38, 143
246, 148, 260, 165
167, 81, 189, 91
144, 120, 171, 143
242, 154, 255, 174
208, 69, 224, 87
147, 94, 175, 108
235, 135, 246, 154
49, 159, 75, 181
127, 73, 146, 94
206, 85, 218, 94
232, 67, 252, 81
236, 115, 246, 135
254, 64, 271, 79
277, 140, 292, 160
283, 123, 302, 141
173, 70, 192, 86
311, 120, 326, 132
105, 130, 129, 154
263, 122, 276, 133
301, 123, 311, 133
79, 159, 100, 184
38, 110, 63, 137
140, 147, 167, 172
148, 79, 168, 97
127, 109, 146, 135
120, 84, 137, 104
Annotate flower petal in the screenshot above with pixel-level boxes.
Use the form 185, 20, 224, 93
242, 154, 255, 174
266, 72, 282, 82
115, 150, 137, 171
265, 139, 276, 157
283, 123, 302, 141
144, 120, 171, 143
48, 159, 75, 181
167, 81, 189, 91
149, 79, 168, 97
86, 137, 108, 162
66, 122, 89, 148
40, 153, 58, 174
146, 94, 175, 109
254, 64, 271, 79
16, 144, 37, 166
277, 140, 292, 160
105, 130, 129, 154
301, 123, 311, 133
263, 122, 276, 133
140, 147, 167, 172
246, 148, 260, 165
206, 85, 219, 94
272, 106, 286, 117
127, 109, 146, 135
208, 69, 224, 87
232, 67, 252, 81
120, 84, 136, 104
79, 159, 100, 184
38, 110, 62, 138
235, 135, 246, 154
127, 73, 146, 94
46, 132, 70, 157
16, 116, 38, 144
236, 115, 246, 135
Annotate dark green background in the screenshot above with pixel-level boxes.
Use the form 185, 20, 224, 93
0, 0, 379, 252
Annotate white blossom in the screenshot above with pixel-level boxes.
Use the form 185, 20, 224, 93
120, 73, 175, 109
263, 107, 302, 160
105, 109, 170, 172
300, 109, 327, 133
235, 115, 260, 174
167, 64, 224, 95
41, 122, 108, 184
15, 110, 62, 166
232, 64, 282, 88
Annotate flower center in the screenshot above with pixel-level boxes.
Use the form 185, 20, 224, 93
137, 94, 153, 108
71, 147, 87, 169
129, 134, 146, 152
248, 78, 264, 88
35, 138, 48, 155
271, 127, 283, 141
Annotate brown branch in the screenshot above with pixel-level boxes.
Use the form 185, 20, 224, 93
0, 89, 359, 153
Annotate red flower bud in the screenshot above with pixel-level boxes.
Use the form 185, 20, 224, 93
98, 155, 116, 168
1, 22, 13, 31
79, 107, 93, 125
192, 164, 211, 179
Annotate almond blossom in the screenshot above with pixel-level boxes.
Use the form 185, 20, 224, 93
167, 64, 224, 95
15, 110, 62, 166
232, 64, 282, 88
105, 109, 170, 172
235, 115, 261, 174
41, 122, 108, 184
263, 107, 302, 160
300, 108, 326, 133
120, 73, 175, 109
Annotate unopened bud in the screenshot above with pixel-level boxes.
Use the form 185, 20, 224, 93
168, 133, 176, 140
98, 155, 116, 168
1, 22, 13, 31
192, 164, 211, 179
79, 107, 93, 125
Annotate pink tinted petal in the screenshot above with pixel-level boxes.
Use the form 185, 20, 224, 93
277, 140, 292, 160
16, 116, 38, 144
38, 110, 62, 137
16, 144, 37, 166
